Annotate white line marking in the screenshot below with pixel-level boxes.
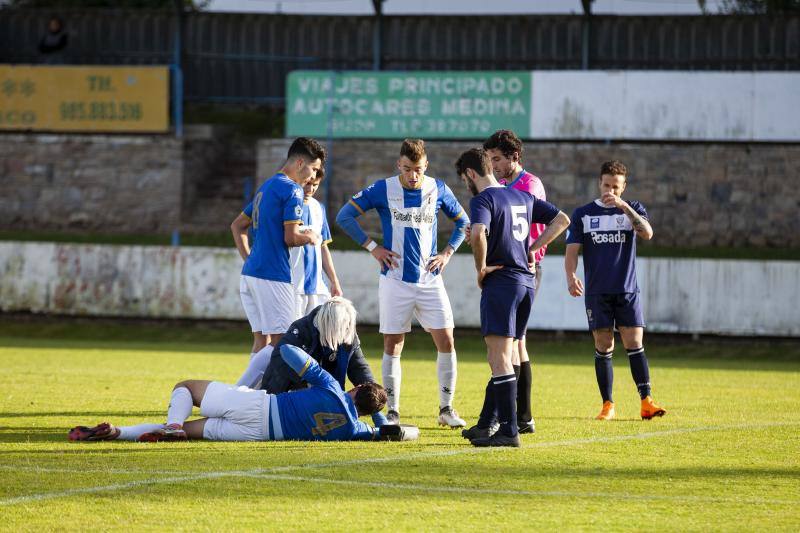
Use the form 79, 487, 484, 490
247, 473, 799, 506
1, 421, 797, 506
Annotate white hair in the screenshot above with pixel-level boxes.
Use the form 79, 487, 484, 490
313, 296, 357, 349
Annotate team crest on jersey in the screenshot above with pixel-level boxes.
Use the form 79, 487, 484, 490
294, 205, 303, 218
616, 216, 626, 227
352, 191, 363, 199
590, 218, 600, 229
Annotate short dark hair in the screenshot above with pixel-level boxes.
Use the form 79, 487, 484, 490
287, 137, 326, 164
600, 160, 628, 178
483, 129, 523, 160
454, 148, 492, 178
353, 382, 388, 416
400, 139, 426, 163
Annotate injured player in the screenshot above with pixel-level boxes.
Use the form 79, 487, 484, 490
68, 344, 419, 443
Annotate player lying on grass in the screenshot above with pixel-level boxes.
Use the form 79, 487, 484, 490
235, 296, 388, 426
68, 344, 419, 443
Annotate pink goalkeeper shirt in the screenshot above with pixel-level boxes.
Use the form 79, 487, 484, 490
499, 169, 548, 263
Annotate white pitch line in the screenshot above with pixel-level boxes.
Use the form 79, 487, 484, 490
1, 421, 797, 507
246, 473, 799, 507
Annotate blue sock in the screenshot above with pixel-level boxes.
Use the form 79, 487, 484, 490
627, 347, 652, 399
477, 378, 496, 428
594, 350, 614, 402
492, 374, 518, 437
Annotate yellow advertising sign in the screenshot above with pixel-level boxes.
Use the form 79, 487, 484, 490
0, 65, 169, 132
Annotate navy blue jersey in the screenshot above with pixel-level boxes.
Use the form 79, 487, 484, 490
469, 186, 560, 288
566, 199, 648, 294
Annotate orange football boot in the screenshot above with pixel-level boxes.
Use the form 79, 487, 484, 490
595, 401, 615, 420
640, 396, 666, 420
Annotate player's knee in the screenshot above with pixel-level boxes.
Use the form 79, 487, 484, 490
173, 380, 191, 391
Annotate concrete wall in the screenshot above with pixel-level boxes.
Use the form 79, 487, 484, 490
2, 242, 798, 336
529, 72, 800, 141
258, 139, 800, 248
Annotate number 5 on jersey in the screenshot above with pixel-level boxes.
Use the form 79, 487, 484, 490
511, 205, 528, 241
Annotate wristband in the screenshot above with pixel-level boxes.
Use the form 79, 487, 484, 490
366, 241, 378, 252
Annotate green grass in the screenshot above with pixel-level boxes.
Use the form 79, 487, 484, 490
1, 320, 799, 530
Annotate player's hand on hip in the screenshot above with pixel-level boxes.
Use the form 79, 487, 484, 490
426, 252, 451, 274
372, 246, 401, 270
477, 265, 504, 288
527, 250, 536, 271
567, 275, 584, 297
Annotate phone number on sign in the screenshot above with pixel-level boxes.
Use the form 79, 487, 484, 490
59, 101, 143, 121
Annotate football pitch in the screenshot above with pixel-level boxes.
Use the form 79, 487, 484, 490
1, 320, 798, 531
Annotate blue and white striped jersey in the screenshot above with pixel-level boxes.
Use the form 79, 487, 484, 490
347, 175, 467, 285
290, 197, 332, 296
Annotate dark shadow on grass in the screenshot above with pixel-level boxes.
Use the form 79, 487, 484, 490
0, 411, 164, 419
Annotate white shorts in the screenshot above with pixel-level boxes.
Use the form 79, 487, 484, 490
201, 382, 271, 441
379, 275, 454, 334
294, 293, 330, 320
240, 275, 295, 335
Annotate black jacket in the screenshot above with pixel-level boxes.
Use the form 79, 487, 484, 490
260, 306, 375, 393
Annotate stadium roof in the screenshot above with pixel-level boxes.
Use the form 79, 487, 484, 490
206, 0, 724, 16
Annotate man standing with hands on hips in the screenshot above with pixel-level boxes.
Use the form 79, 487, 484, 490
456, 148, 569, 447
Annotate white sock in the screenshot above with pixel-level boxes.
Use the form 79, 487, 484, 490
117, 423, 164, 441
437, 351, 457, 409
381, 353, 402, 412
235, 346, 274, 388
166, 386, 193, 427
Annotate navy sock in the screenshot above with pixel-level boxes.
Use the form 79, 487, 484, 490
492, 374, 518, 437
627, 347, 652, 399
516, 361, 532, 425
476, 378, 496, 428
594, 350, 614, 403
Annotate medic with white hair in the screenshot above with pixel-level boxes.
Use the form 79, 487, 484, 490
236, 296, 389, 427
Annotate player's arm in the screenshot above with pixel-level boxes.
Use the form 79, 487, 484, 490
230, 211, 252, 262
284, 221, 321, 247
336, 189, 400, 270
470, 223, 503, 289
617, 199, 653, 240
564, 209, 584, 297
428, 184, 469, 273
320, 243, 342, 297
564, 243, 584, 297
529, 210, 570, 254
278, 344, 335, 389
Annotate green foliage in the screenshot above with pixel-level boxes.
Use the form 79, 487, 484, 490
1, 323, 799, 529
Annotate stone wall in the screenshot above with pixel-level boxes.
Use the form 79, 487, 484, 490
258, 139, 800, 248
0, 134, 184, 233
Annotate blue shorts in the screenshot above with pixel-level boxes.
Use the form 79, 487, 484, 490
480, 284, 534, 340
584, 292, 645, 331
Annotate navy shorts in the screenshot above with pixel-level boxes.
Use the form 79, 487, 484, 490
584, 292, 645, 331
480, 284, 534, 340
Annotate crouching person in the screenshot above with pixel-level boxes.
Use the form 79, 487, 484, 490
69, 344, 418, 443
